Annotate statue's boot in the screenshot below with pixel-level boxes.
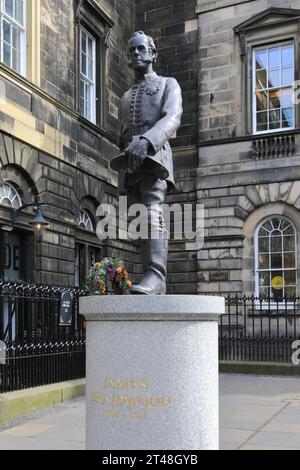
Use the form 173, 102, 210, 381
130, 237, 168, 295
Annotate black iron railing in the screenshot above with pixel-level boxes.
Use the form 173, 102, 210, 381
2, 288, 300, 393
220, 295, 300, 363
0, 282, 88, 393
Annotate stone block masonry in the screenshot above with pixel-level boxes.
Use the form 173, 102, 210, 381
136, 0, 198, 149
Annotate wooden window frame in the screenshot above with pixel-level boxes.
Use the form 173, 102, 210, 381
255, 215, 297, 308
252, 42, 295, 135
234, 8, 300, 136
80, 26, 96, 124
76, 0, 112, 128
0, 0, 40, 85
0, 0, 26, 76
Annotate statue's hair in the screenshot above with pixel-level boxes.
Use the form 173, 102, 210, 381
129, 31, 157, 54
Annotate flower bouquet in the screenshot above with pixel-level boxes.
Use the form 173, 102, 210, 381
86, 257, 132, 295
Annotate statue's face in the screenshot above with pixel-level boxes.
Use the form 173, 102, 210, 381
128, 35, 155, 71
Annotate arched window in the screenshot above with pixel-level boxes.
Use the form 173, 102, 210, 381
77, 210, 94, 232
256, 216, 297, 300
0, 182, 22, 209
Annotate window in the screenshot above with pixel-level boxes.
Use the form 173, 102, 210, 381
253, 43, 295, 134
0, 0, 26, 75
80, 27, 96, 123
0, 181, 22, 208
256, 216, 297, 300
234, 7, 300, 136
75, 243, 101, 288
77, 209, 94, 232
76, 1, 112, 126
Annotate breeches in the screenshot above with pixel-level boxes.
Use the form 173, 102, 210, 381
126, 176, 168, 236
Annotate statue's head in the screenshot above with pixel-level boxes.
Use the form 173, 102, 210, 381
128, 31, 158, 71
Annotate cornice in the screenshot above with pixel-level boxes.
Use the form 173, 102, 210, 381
196, 0, 254, 15
77, 0, 115, 26
234, 7, 300, 33
0, 63, 119, 146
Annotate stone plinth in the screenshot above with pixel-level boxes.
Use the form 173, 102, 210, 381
80, 295, 224, 450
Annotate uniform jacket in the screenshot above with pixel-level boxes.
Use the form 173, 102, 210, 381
118, 71, 183, 193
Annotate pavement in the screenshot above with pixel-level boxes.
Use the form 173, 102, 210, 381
220, 373, 300, 450
0, 373, 300, 450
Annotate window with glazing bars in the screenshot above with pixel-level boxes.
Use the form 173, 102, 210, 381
256, 216, 297, 300
80, 26, 96, 124
253, 43, 295, 134
0, 0, 26, 75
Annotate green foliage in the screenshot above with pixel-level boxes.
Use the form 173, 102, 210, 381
85, 257, 132, 295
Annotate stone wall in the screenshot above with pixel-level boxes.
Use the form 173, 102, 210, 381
196, 0, 300, 296
134, 0, 199, 293
40, 0, 135, 137
5, 0, 300, 295
197, 178, 300, 297
0, 0, 201, 291
135, 0, 198, 148
198, 0, 300, 142
0, 0, 137, 287
40, 0, 75, 108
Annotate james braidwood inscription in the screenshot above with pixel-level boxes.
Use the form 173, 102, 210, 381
90, 376, 172, 421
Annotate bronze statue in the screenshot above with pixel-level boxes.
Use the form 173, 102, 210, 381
111, 31, 183, 294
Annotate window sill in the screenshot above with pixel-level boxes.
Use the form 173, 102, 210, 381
198, 128, 300, 147
0, 63, 119, 146
253, 127, 295, 137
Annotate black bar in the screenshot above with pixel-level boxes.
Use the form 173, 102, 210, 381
0, 281, 87, 393
219, 294, 300, 365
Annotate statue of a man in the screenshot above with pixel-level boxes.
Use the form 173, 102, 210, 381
111, 31, 183, 294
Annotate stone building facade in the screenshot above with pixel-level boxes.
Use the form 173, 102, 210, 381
1, 0, 300, 302
0, 0, 136, 287
196, 0, 300, 302
0, 0, 199, 293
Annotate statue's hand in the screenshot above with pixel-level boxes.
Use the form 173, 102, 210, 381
124, 137, 150, 171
